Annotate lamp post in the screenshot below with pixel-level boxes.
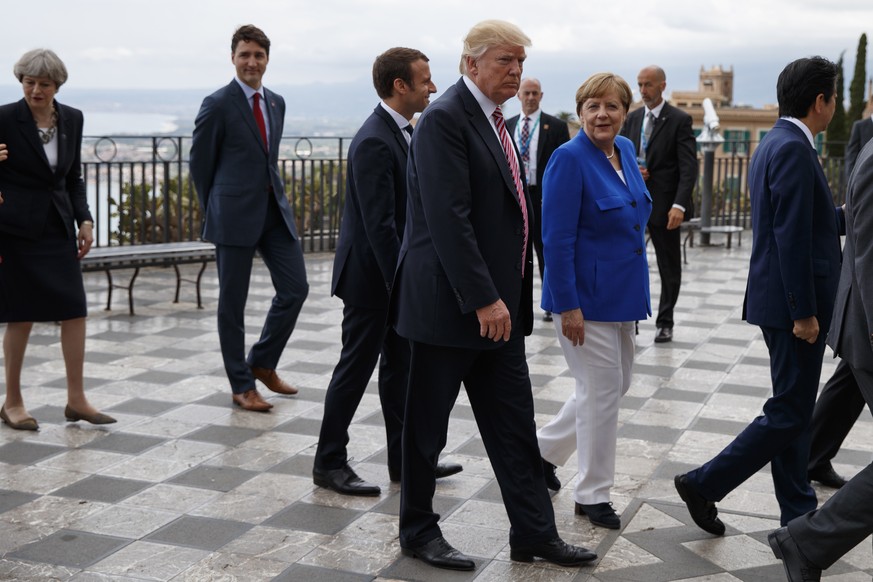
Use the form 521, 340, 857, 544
696, 98, 724, 246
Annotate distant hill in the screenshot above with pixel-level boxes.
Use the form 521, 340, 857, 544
0, 81, 379, 136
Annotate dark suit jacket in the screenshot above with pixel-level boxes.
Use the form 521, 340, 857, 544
830, 139, 873, 372
393, 77, 534, 349
190, 80, 297, 246
0, 99, 91, 240
620, 102, 698, 226
744, 119, 843, 331
506, 111, 570, 187
331, 105, 408, 309
845, 117, 873, 181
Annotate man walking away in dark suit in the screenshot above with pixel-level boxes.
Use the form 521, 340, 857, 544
674, 56, 844, 534
768, 137, 873, 582
806, 115, 873, 489
620, 66, 697, 343
845, 115, 873, 181
312, 47, 462, 497
392, 19, 596, 572
190, 25, 309, 412
507, 78, 570, 321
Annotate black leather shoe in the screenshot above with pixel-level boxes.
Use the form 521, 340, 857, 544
768, 527, 822, 581
389, 461, 464, 482
401, 536, 475, 571
576, 502, 620, 529
655, 327, 673, 343
808, 465, 847, 489
542, 458, 561, 491
313, 463, 380, 496
510, 537, 597, 566
674, 474, 725, 535
435, 462, 463, 479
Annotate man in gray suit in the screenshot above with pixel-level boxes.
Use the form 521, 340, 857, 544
768, 139, 873, 581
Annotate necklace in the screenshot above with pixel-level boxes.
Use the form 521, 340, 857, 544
36, 110, 58, 144
606, 149, 615, 160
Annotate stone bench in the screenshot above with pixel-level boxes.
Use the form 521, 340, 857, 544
81, 241, 215, 315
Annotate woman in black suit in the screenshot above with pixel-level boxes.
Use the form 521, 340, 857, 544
0, 49, 115, 430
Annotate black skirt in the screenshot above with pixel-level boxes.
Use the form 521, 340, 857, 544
0, 206, 87, 322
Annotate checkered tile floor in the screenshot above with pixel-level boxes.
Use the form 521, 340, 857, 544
1, 233, 871, 581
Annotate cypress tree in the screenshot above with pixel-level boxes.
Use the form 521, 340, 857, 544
828, 52, 848, 158
848, 33, 868, 123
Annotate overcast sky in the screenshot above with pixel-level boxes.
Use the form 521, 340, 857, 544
1, 0, 870, 115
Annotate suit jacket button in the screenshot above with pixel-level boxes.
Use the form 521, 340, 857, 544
635, 248, 643, 255
634, 224, 640, 231
516, 262, 522, 271
516, 227, 522, 235
631, 201, 637, 208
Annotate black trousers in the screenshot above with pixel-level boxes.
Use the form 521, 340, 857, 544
648, 223, 682, 329
399, 336, 557, 548
529, 185, 546, 282
314, 303, 407, 472
790, 364, 873, 568
807, 358, 869, 473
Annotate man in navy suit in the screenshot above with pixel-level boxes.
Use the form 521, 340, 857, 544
392, 19, 596, 572
506, 78, 570, 321
190, 25, 308, 412
675, 57, 843, 534
620, 66, 697, 343
845, 115, 873, 180
312, 47, 462, 496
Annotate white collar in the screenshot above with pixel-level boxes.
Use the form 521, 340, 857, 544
782, 117, 817, 149
521, 108, 541, 121
379, 101, 411, 132
645, 100, 666, 118
234, 77, 265, 101
462, 75, 500, 118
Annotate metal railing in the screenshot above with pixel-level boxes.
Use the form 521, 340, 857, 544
692, 139, 849, 230
80, 136, 850, 250
81, 135, 351, 252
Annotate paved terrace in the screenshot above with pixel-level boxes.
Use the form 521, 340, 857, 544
1, 234, 871, 582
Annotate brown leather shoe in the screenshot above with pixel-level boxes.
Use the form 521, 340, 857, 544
232, 388, 273, 412
251, 367, 298, 395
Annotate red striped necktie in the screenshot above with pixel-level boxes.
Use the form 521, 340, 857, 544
492, 105, 529, 277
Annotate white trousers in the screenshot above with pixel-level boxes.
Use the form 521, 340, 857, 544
537, 318, 635, 504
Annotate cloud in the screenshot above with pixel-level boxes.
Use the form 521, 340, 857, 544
79, 47, 151, 62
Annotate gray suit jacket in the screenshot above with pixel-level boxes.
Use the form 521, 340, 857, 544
829, 139, 873, 372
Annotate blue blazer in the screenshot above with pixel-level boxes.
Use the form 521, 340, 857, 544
541, 132, 652, 322
0, 99, 91, 240
332, 105, 408, 309
743, 119, 843, 330
392, 78, 534, 349
190, 80, 297, 246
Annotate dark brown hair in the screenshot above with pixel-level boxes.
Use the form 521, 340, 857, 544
232, 25, 271, 56
372, 47, 429, 99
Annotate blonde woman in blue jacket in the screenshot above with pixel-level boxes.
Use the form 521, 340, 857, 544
537, 73, 652, 529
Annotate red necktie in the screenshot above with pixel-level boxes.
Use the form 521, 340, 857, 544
492, 106, 529, 276
252, 92, 268, 150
